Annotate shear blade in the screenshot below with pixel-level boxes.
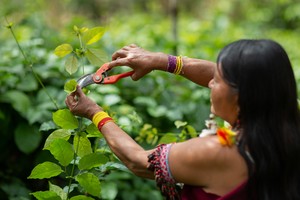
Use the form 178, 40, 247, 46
77, 74, 94, 88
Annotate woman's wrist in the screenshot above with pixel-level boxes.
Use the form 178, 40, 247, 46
153, 52, 168, 71
92, 111, 114, 131
88, 106, 103, 120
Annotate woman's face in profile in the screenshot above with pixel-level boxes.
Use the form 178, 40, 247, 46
208, 64, 239, 125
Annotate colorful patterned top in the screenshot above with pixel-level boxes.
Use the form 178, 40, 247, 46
147, 128, 247, 200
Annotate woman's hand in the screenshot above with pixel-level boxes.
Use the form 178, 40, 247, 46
109, 44, 168, 81
65, 86, 102, 120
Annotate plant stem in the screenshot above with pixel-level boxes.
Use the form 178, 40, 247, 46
5, 19, 59, 110
66, 118, 83, 199
77, 33, 86, 74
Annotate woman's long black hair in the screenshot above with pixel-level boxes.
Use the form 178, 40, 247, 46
217, 39, 300, 200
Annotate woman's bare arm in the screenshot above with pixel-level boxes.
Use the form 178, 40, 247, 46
109, 45, 215, 87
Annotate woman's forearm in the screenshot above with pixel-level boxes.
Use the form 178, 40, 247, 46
181, 57, 215, 87
154, 53, 215, 87
100, 121, 155, 179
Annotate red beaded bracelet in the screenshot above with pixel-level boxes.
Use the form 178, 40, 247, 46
97, 117, 114, 130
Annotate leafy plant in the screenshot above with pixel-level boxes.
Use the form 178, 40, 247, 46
54, 26, 107, 75
26, 25, 120, 199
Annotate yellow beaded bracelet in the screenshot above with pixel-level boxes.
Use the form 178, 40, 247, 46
92, 111, 111, 127
174, 56, 183, 75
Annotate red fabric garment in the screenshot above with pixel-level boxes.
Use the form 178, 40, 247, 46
181, 181, 247, 200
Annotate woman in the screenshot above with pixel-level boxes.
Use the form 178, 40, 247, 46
65, 39, 300, 200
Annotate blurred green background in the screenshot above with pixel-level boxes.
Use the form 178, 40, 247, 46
1, 0, 300, 199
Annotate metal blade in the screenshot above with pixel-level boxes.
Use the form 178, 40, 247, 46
77, 74, 95, 88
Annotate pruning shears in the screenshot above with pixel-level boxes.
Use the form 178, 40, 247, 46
77, 63, 134, 88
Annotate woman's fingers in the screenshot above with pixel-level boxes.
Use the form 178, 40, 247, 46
75, 85, 85, 98
108, 58, 129, 69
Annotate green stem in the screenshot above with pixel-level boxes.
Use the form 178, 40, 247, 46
77, 33, 85, 74
6, 19, 59, 110
66, 118, 83, 199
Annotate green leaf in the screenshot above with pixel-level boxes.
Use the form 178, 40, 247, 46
148, 105, 167, 117
65, 55, 78, 75
54, 44, 73, 57
0, 90, 30, 118
158, 133, 178, 144
79, 27, 89, 34
49, 182, 67, 200
75, 173, 101, 197
49, 139, 74, 166
53, 109, 78, 129
86, 123, 102, 138
83, 26, 105, 45
185, 125, 197, 138
28, 162, 63, 179
78, 152, 109, 170
74, 133, 93, 157
175, 120, 188, 129
64, 79, 77, 94
14, 123, 42, 154
86, 48, 107, 66
101, 181, 118, 200
30, 191, 61, 200
100, 162, 129, 172
39, 121, 57, 131
70, 195, 95, 200
44, 129, 71, 150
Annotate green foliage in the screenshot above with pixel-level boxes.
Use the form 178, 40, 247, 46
15, 123, 42, 154
54, 26, 107, 75
52, 109, 78, 130
1, 1, 300, 199
28, 162, 63, 179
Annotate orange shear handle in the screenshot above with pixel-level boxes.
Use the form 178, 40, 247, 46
102, 71, 134, 84
93, 63, 134, 84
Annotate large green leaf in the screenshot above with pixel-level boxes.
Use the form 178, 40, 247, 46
75, 173, 101, 198
48, 139, 74, 167
65, 55, 78, 75
74, 133, 93, 157
28, 162, 63, 179
83, 26, 105, 45
78, 152, 108, 170
85, 48, 107, 66
14, 123, 42, 154
44, 129, 71, 150
30, 191, 61, 200
54, 43, 73, 57
52, 109, 78, 129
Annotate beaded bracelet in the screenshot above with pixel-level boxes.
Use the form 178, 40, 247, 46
167, 55, 177, 73
92, 111, 114, 130
174, 56, 183, 75
167, 55, 183, 75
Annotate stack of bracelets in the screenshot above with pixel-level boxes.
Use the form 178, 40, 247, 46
92, 111, 114, 130
167, 55, 184, 75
